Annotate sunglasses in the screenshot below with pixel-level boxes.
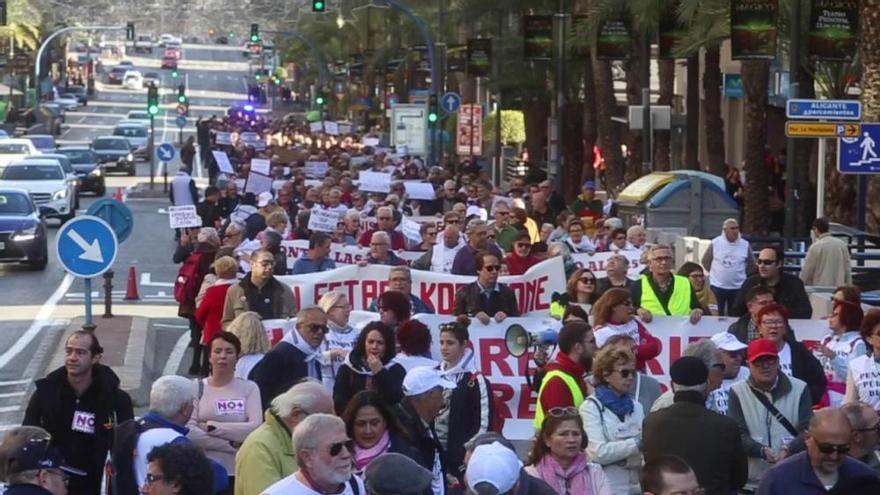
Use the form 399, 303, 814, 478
757, 259, 778, 266
579, 277, 596, 284
615, 368, 636, 378
329, 439, 355, 457
446, 219, 459, 224
304, 323, 329, 335
515, 243, 531, 249
547, 406, 579, 418
815, 442, 850, 455
483, 265, 501, 272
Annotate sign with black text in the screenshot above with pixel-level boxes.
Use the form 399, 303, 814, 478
730, 0, 778, 60
808, 0, 859, 62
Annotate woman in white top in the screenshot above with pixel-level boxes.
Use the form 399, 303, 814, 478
845, 309, 880, 411
815, 300, 866, 407
580, 345, 644, 494
318, 292, 360, 392
187, 332, 263, 493
564, 219, 597, 254
226, 311, 270, 380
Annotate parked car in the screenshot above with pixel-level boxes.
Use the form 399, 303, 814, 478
0, 160, 76, 223
0, 187, 48, 270
0, 139, 41, 170
122, 70, 143, 89
57, 146, 105, 196
142, 72, 161, 88
65, 85, 88, 105
117, 60, 135, 69
24, 135, 57, 153
92, 136, 136, 176
54, 94, 80, 111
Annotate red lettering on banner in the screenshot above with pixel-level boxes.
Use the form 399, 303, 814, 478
509, 275, 550, 314
517, 384, 537, 419
362, 281, 380, 307
292, 286, 302, 309
480, 338, 513, 376
491, 383, 513, 419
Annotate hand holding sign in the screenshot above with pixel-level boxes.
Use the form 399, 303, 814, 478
308, 209, 340, 233
212, 151, 235, 174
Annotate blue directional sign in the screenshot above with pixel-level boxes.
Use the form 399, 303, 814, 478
86, 199, 134, 243
156, 143, 176, 162
441, 92, 461, 114
176, 115, 187, 127
56, 215, 118, 278
839, 123, 880, 174
787, 99, 862, 121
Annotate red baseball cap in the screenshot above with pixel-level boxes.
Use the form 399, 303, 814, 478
747, 339, 778, 363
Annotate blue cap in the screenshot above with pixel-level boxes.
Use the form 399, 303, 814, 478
583, 180, 596, 190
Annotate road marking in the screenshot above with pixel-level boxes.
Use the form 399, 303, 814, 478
0, 379, 32, 387
0, 391, 26, 399
163, 331, 190, 376
153, 323, 188, 329
0, 406, 21, 413
0, 274, 73, 370
140, 272, 174, 287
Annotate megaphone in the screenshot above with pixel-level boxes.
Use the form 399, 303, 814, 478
504, 324, 558, 358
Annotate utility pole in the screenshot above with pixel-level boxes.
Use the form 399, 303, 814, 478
641, 27, 652, 173
784, 0, 800, 238
553, 0, 566, 192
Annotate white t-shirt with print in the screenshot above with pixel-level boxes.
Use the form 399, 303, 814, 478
778, 343, 793, 377
261, 474, 365, 495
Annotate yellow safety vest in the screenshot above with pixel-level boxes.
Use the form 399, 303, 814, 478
640, 274, 691, 316
534, 369, 585, 429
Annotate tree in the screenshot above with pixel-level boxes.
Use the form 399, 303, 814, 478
741, 60, 772, 234
861, 0, 880, 231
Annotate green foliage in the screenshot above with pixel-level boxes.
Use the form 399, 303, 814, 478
483, 110, 525, 145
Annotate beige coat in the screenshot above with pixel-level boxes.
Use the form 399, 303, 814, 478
800, 233, 852, 287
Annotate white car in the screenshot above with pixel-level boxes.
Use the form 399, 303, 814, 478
158, 34, 181, 47
0, 139, 41, 171
0, 160, 75, 222
125, 110, 152, 127
122, 70, 143, 89
54, 94, 80, 111
112, 123, 149, 159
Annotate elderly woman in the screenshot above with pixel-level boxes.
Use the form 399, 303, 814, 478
677, 262, 717, 315
394, 319, 438, 372
626, 225, 647, 251
342, 209, 362, 245
550, 268, 600, 320
333, 322, 406, 414
592, 288, 661, 371
318, 291, 360, 392
580, 346, 643, 494
226, 311, 271, 380
525, 409, 611, 495
814, 300, 866, 407
565, 219, 597, 254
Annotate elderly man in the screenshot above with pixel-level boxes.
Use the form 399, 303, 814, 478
707, 332, 751, 415
251, 306, 329, 410
358, 206, 406, 249
491, 200, 519, 252
262, 414, 365, 495
595, 253, 638, 297
728, 339, 813, 492
368, 266, 434, 314
757, 408, 878, 494
633, 245, 704, 324
465, 442, 523, 495
437, 180, 463, 213
235, 381, 334, 495
841, 402, 880, 474
702, 218, 756, 316
528, 190, 556, 227
451, 219, 503, 276
627, 225, 648, 251
801, 217, 852, 287
363, 453, 433, 495
412, 223, 465, 273
453, 251, 519, 324
538, 179, 565, 216
4, 439, 84, 495
650, 339, 725, 412
395, 367, 457, 495
341, 209, 361, 246
222, 248, 297, 327
731, 246, 812, 319
359, 231, 407, 266
727, 285, 776, 344
291, 232, 336, 274
642, 356, 748, 494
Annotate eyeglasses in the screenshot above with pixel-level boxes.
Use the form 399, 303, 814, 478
547, 406, 579, 418
446, 219, 459, 224
689, 273, 705, 279
855, 421, 880, 433
614, 368, 636, 378
757, 259, 778, 266
303, 323, 329, 335
515, 243, 531, 249
144, 473, 165, 485
579, 277, 596, 284
483, 265, 501, 272
496, 211, 510, 216
329, 439, 355, 456
815, 442, 850, 455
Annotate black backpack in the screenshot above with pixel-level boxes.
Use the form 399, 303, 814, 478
106, 418, 161, 495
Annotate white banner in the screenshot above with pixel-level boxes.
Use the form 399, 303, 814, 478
212, 150, 235, 174
168, 205, 201, 229
571, 250, 645, 279
308, 209, 340, 233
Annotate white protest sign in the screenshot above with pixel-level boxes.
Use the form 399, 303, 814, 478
215, 132, 231, 145
307, 209, 340, 233
338, 123, 353, 135
250, 158, 271, 176
571, 251, 645, 279
323, 121, 339, 136
401, 216, 422, 243
304, 161, 329, 179
358, 171, 392, 193
309, 122, 324, 133
362, 137, 380, 147
168, 205, 201, 229
212, 151, 235, 174
240, 131, 259, 143
403, 181, 436, 200
351, 156, 372, 167
244, 172, 273, 194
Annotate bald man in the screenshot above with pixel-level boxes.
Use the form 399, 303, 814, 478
842, 402, 880, 475
756, 409, 879, 494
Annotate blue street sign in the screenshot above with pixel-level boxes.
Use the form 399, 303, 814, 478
839, 123, 880, 174
787, 99, 862, 121
441, 92, 461, 113
157, 143, 176, 162
56, 215, 118, 278
86, 199, 134, 243
176, 115, 187, 127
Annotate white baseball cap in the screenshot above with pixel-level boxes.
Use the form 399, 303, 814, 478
710, 331, 748, 352
402, 366, 456, 397
257, 191, 274, 208
466, 442, 523, 493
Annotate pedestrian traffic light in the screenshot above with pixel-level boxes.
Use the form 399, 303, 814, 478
147, 85, 159, 116
177, 84, 187, 104
428, 94, 439, 124
250, 23, 259, 42
125, 22, 135, 42
312, 0, 326, 12
171, 69, 179, 78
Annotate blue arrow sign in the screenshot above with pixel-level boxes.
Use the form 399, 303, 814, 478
157, 143, 176, 162
787, 99, 862, 121
176, 115, 187, 127
839, 123, 880, 174
86, 199, 134, 243
441, 92, 461, 113
56, 215, 118, 278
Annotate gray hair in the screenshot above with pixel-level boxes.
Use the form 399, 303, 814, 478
444, 179, 456, 189
271, 381, 332, 419
684, 339, 721, 369
389, 266, 411, 280
841, 402, 875, 430
292, 413, 344, 455
317, 291, 348, 314
548, 242, 571, 258
376, 206, 393, 217
150, 375, 195, 418
465, 218, 487, 235
296, 305, 326, 321
722, 218, 739, 228
226, 220, 245, 235
344, 209, 361, 222
626, 225, 645, 237
371, 230, 391, 244
672, 382, 707, 394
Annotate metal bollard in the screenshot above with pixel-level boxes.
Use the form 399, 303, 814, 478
103, 270, 114, 318
163, 162, 169, 193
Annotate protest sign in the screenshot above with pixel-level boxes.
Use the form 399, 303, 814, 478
362, 137, 380, 147
305, 161, 329, 179
308, 208, 341, 233
215, 132, 231, 145
309, 122, 324, 133
323, 121, 339, 136
403, 181, 436, 200
168, 205, 201, 229
401, 216, 422, 243
358, 171, 392, 193
244, 172, 273, 194
212, 151, 235, 174
351, 156, 372, 167
250, 158, 271, 176
571, 250, 644, 278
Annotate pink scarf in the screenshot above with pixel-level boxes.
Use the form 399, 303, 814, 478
536, 453, 592, 495
353, 431, 391, 471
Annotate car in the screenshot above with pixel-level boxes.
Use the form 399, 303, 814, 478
164, 46, 182, 60
20, 153, 80, 208
107, 66, 127, 85
142, 72, 161, 88
215, 36, 229, 45
0, 188, 48, 270
125, 110, 152, 127
112, 123, 149, 160
55, 94, 80, 110
24, 135, 56, 153
92, 136, 136, 176
65, 85, 88, 105
122, 70, 143, 90
158, 34, 181, 47
161, 55, 178, 70
134, 35, 153, 54
0, 139, 41, 170
117, 60, 135, 69
57, 147, 105, 196
0, 160, 76, 223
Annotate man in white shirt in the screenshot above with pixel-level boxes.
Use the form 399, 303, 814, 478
702, 218, 756, 316
707, 332, 751, 414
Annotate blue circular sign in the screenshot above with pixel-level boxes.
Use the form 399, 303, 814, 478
441, 92, 461, 113
176, 115, 187, 127
157, 143, 176, 162
56, 215, 119, 278
86, 199, 134, 243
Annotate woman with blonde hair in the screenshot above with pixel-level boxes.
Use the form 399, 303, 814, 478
194, 255, 239, 376
226, 311, 271, 380
318, 291, 359, 391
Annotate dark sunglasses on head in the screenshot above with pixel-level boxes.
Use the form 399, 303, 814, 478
329, 439, 355, 456
483, 265, 501, 272
757, 259, 778, 266
816, 442, 850, 455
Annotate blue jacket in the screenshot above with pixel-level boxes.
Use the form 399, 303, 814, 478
368, 293, 435, 314
291, 255, 336, 274
756, 451, 878, 495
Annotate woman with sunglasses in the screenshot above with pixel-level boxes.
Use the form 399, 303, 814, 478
341, 391, 421, 477
525, 409, 612, 495
580, 345, 644, 494
187, 332, 262, 495
333, 322, 405, 415
815, 300, 866, 408
505, 232, 540, 276
318, 292, 360, 392
845, 309, 880, 412
676, 262, 717, 316
434, 316, 492, 488
591, 288, 661, 372
550, 268, 600, 320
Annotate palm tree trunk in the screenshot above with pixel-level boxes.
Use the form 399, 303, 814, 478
624, 35, 643, 183
703, 45, 725, 176
593, 56, 625, 191
582, 53, 598, 183
654, 59, 674, 171
795, 63, 816, 235
742, 60, 771, 235
523, 96, 550, 171
861, 0, 880, 231
685, 54, 700, 170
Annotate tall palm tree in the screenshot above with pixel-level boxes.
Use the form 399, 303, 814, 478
741, 60, 771, 234
861, 0, 880, 231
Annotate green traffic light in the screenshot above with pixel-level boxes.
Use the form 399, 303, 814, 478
250, 35, 259, 42
255, 74, 261, 81
148, 105, 159, 115
171, 70, 179, 78
428, 113, 438, 123
178, 96, 187, 103
316, 97, 325, 105
314, 1, 325, 11
229, 32, 235, 38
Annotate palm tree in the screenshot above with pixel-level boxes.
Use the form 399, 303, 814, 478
860, 0, 880, 231
741, 60, 771, 234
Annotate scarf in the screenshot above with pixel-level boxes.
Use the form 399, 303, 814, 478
595, 384, 634, 421
536, 452, 592, 495
354, 431, 391, 471
282, 327, 325, 379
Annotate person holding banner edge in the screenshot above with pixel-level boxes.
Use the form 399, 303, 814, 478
632, 245, 704, 325
453, 252, 519, 325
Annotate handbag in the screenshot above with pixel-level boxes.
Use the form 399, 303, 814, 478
748, 386, 798, 437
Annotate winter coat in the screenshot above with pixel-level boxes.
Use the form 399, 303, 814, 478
234, 410, 295, 495
800, 233, 852, 287
221, 274, 297, 328
332, 352, 406, 415
579, 395, 643, 494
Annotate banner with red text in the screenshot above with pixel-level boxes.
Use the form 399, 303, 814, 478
571, 250, 645, 278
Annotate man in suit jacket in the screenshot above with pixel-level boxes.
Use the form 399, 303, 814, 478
453, 251, 519, 324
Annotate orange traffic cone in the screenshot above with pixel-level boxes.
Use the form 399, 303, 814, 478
124, 266, 140, 300
114, 188, 125, 202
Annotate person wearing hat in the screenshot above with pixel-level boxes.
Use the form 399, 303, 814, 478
642, 356, 748, 495
707, 332, 751, 415
570, 180, 604, 224
466, 442, 523, 495
394, 367, 457, 495
463, 433, 555, 495
364, 453, 433, 495
4, 439, 86, 495
727, 339, 813, 492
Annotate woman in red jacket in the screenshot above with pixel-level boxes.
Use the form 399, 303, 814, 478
591, 288, 662, 371
195, 256, 239, 375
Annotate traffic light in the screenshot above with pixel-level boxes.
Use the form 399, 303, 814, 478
125, 22, 135, 42
147, 85, 159, 116
427, 94, 439, 124
177, 84, 187, 104
171, 69, 179, 78
250, 23, 259, 42
228, 32, 235, 38
312, 0, 326, 12
0, 1, 6, 26
315, 92, 326, 106
255, 73, 261, 81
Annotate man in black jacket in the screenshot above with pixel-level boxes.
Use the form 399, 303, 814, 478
730, 247, 812, 319
453, 251, 519, 324
642, 356, 748, 495
23, 331, 134, 495
728, 285, 776, 344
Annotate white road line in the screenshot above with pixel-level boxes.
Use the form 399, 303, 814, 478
163, 332, 190, 376
0, 274, 73, 370
152, 323, 188, 329
0, 406, 21, 413
0, 391, 26, 399
0, 379, 32, 387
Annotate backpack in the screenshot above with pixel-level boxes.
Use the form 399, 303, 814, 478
106, 418, 160, 495
174, 252, 204, 304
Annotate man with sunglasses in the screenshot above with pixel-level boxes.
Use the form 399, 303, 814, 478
222, 249, 297, 328
730, 246, 812, 320
358, 206, 407, 250
453, 252, 519, 325
841, 402, 880, 475
756, 408, 878, 494
451, 219, 503, 276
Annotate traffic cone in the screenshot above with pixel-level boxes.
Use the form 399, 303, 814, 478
114, 188, 125, 202
124, 266, 140, 300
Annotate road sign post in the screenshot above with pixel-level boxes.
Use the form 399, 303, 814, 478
441, 92, 461, 114
785, 122, 861, 138
157, 143, 176, 193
